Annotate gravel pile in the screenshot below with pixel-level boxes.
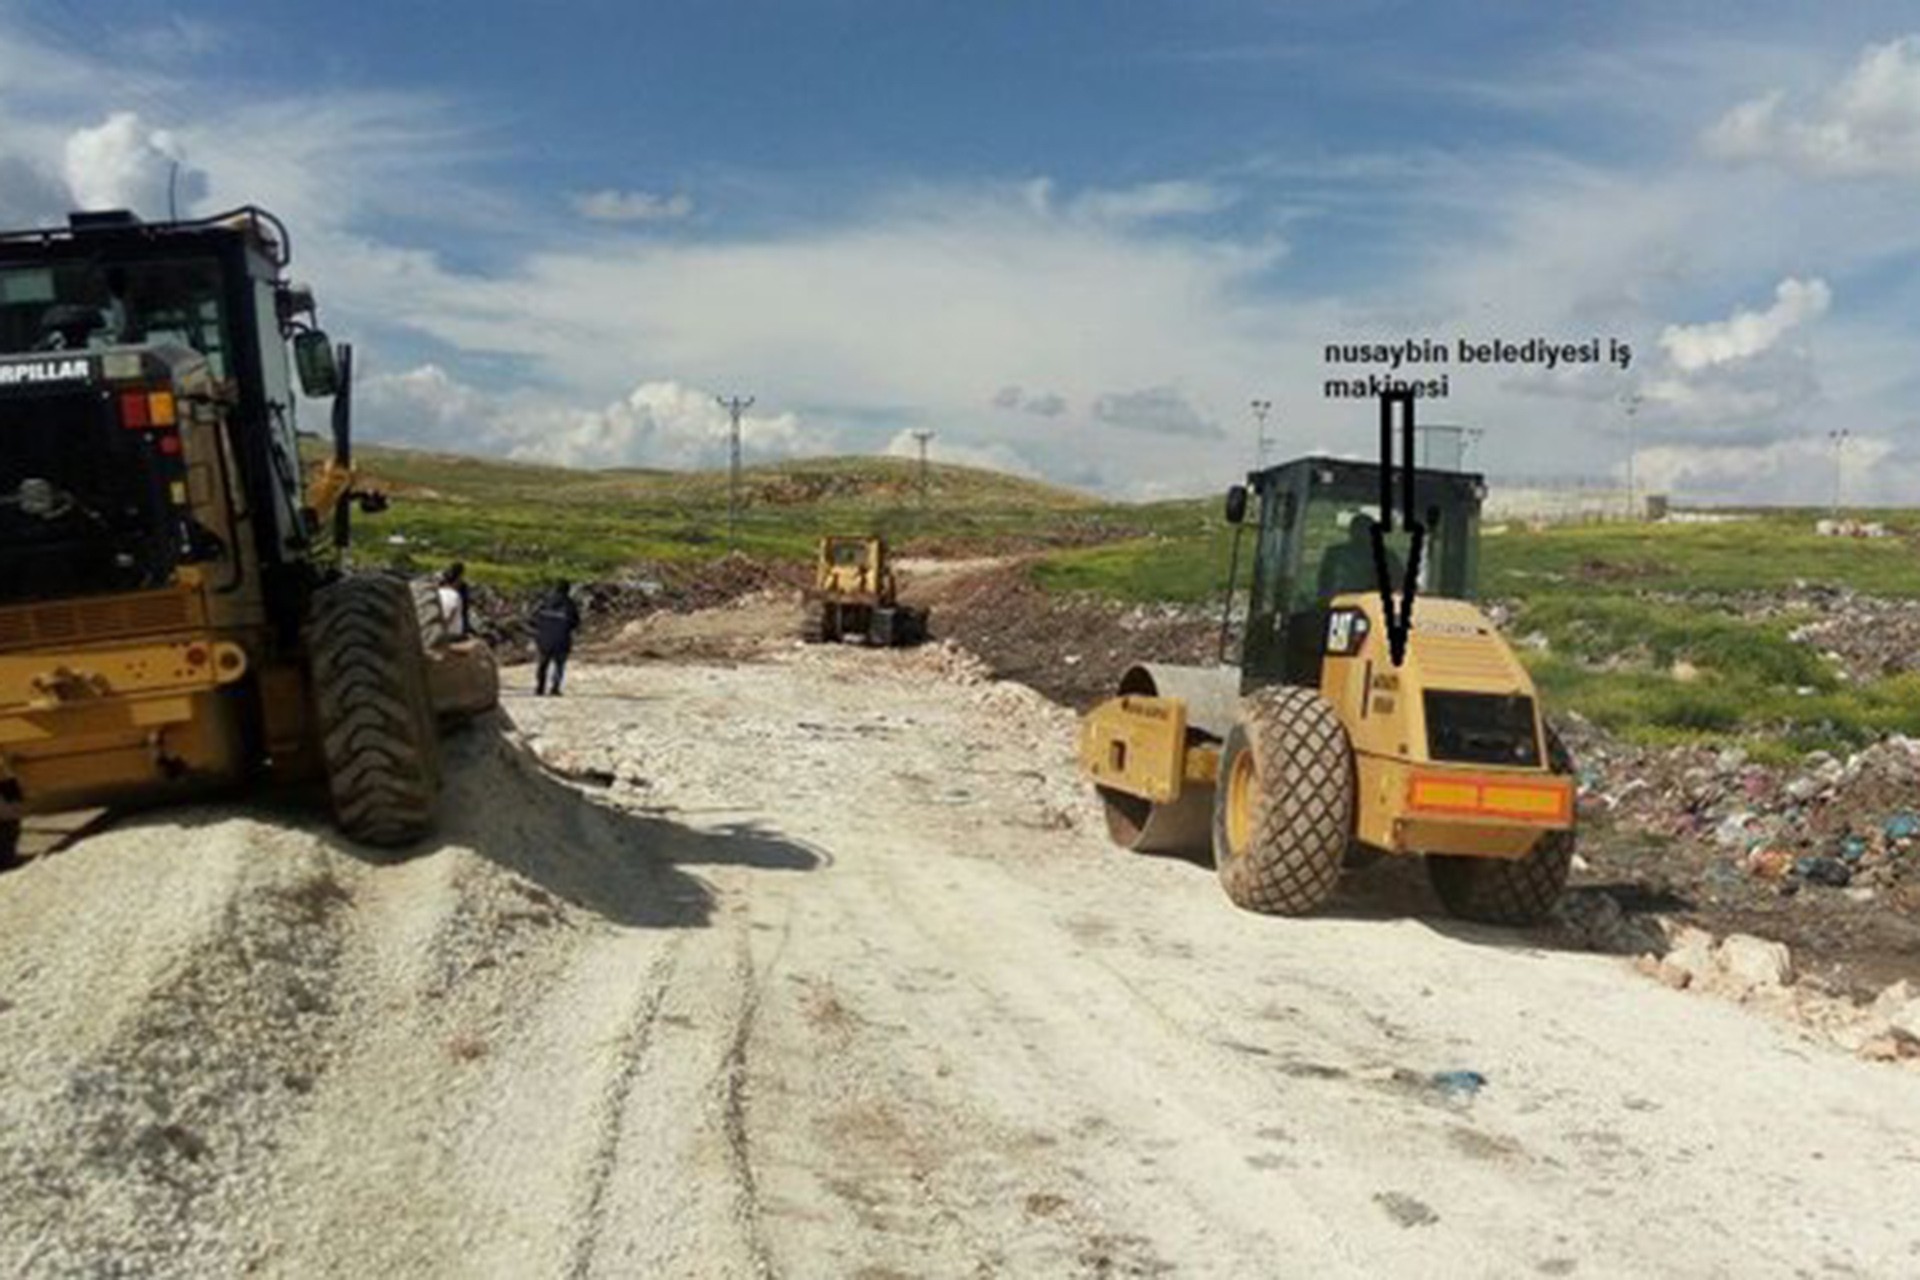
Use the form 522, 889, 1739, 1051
0, 837, 354, 1274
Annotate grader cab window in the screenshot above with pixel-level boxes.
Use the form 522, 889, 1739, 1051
0, 258, 232, 378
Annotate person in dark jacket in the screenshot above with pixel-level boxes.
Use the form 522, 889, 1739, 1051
531, 580, 581, 696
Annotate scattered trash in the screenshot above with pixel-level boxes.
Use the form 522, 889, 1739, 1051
1429, 1070, 1487, 1101
1814, 518, 1890, 539
1795, 855, 1852, 888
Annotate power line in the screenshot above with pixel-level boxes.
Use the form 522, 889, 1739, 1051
716, 394, 754, 552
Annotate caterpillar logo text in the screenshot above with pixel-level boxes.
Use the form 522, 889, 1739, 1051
0, 358, 89, 385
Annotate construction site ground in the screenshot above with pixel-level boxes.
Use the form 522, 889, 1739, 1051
3, 565, 1919, 1276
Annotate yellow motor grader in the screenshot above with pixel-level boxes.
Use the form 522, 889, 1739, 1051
0, 207, 496, 867
1080, 455, 1574, 922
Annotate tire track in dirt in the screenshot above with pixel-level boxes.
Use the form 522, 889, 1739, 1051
719, 915, 779, 1279
565, 940, 685, 1280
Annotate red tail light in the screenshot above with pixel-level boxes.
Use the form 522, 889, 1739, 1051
118, 388, 178, 431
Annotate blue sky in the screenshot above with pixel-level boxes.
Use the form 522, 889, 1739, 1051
4, 1, 1920, 500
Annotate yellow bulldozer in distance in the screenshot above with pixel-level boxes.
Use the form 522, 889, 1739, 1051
801, 534, 929, 646
0, 207, 497, 868
1080, 455, 1575, 923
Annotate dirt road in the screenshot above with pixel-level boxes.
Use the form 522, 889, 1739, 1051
3, 645, 1918, 1277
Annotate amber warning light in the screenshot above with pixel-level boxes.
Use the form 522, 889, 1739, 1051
118, 389, 177, 431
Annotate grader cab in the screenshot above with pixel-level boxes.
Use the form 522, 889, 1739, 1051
1080, 455, 1575, 923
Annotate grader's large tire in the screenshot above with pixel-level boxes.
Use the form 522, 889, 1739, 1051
0, 819, 20, 871
309, 575, 443, 847
1426, 729, 1576, 925
1210, 685, 1354, 915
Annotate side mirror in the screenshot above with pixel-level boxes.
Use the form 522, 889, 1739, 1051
1224, 484, 1248, 525
294, 330, 341, 398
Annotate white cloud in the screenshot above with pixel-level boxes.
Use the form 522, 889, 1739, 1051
357, 364, 517, 454
1635, 433, 1898, 503
63, 112, 207, 216
109, 16, 226, 64
526, 381, 822, 469
571, 189, 694, 223
991, 385, 1068, 417
358, 365, 829, 470
0, 153, 68, 225
1069, 179, 1234, 224
1659, 277, 1830, 372
310, 180, 1284, 493
1704, 35, 1920, 177
1091, 385, 1224, 439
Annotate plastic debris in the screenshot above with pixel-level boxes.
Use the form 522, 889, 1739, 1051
1795, 855, 1853, 888
1429, 1070, 1487, 1101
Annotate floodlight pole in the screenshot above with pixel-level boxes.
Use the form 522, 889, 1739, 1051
1621, 392, 1642, 520
716, 393, 754, 552
1250, 398, 1273, 470
1828, 428, 1849, 518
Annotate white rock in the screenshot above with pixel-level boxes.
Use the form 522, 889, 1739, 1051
1873, 980, 1914, 1019
1663, 926, 1717, 983
1714, 934, 1794, 991
1874, 984, 1920, 1040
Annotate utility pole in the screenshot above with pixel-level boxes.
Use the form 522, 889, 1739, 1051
910, 430, 934, 510
715, 393, 754, 552
1621, 391, 1642, 520
1250, 399, 1273, 470
1828, 427, 1850, 518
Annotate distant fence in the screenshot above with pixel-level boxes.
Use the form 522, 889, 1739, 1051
1482, 479, 1659, 524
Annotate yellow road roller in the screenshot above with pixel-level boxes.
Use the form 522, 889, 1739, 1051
1080, 455, 1574, 922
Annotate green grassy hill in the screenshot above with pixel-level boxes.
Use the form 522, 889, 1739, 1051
335, 443, 1120, 588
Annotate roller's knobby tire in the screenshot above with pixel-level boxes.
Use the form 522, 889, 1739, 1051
0, 819, 20, 870
1210, 685, 1355, 915
309, 575, 443, 848
1426, 728, 1576, 925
